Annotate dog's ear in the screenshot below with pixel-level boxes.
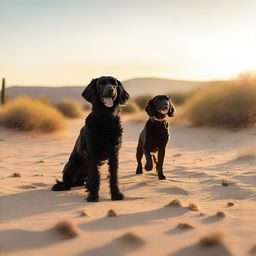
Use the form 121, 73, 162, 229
168, 101, 175, 117
82, 79, 98, 103
117, 79, 130, 105
145, 98, 156, 117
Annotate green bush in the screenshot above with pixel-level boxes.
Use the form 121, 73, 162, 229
121, 101, 140, 113
134, 94, 153, 109
185, 74, 256, 128
0, 96, 66, 132
55, 98, 83, 118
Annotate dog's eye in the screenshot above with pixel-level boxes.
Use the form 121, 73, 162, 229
110, 79, 117, 86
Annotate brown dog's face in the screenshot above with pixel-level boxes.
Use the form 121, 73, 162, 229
145, 95, 175, 118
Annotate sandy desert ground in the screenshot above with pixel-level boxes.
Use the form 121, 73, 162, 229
1, 116, 256, 256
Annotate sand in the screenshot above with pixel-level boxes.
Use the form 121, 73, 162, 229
1, 117, 256, 256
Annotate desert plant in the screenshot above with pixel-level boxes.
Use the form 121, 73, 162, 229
1, 78, 6, 105
134, 94, 153, 109
37, 95, 49, 105
121, 101, 140, 114
82, 102, 91, 111
0, 96, 66, 132
54, 98, 83, 118
185, 73, 256, 128
167, 89, 202, 106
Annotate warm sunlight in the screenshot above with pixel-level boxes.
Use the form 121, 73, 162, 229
1, 0, 256, 85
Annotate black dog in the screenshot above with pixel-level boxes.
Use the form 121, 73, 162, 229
136, 95, 175, 180
51, 76, 129, 202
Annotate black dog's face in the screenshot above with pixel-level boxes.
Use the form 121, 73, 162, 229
96, 76, 118, 108
82, 76, 130, 108
153, 95, 170, 115
145, 95, 175, 118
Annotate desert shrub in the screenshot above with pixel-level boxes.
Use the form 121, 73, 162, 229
82, 102, 91, 111
37, 95, 49, 105
54, 98, 83, 118
121, 101, 140, 113
167, 92, 187, 105
167, 89, 203, 106
185, 74, 256, 128
134, 94, 153, 109
0, 96, 66, 132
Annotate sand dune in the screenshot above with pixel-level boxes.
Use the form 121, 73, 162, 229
6, 77, 218, 103
1, 118, 256, 256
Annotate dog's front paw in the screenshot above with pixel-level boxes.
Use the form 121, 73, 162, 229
111, 191, 124, 201
51, 180, 71, 191
86, 194, 99, 202
136, 165, 143, 174
145, 160, 153, 171
158, 174, 166, 180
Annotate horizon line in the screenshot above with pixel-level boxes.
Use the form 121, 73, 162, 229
5, 76, 225, 88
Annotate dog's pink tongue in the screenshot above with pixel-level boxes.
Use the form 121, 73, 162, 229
160, 109, 168, 114
103, 97, 113, 107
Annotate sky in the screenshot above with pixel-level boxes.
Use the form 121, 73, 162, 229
1, 0, 256, 86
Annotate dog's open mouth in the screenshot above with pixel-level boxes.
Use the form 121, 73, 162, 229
102, 97, 114, 108
159, 107, 168, 115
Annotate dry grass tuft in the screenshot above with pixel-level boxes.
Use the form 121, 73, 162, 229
216, 211, 226, 218
54, 219, 80, 238
121, 101, 140, 114
0, 96, 66, 132
185, 73, 256, 128
165, 199, 183, 208
222, 180, 233, 187
227, 202, 234, 207
177, 223, 194, 230
54, 98, 83, 118
107, 209, 118, 217
186, 203, 199, 211
199, 232, 224, 247
134, 94, 153, 109
12, 172, 21, 177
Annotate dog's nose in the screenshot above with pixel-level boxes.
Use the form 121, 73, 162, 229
108, 88, 114, 93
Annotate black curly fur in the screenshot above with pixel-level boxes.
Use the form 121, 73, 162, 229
136, 95, 175, 180
51, 76, 129, 202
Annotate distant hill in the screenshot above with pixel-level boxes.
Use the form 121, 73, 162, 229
6, 78, 219, 103
122, 78, 219, 97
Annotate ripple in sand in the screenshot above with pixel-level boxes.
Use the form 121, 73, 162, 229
118, 232, 145, 246
80, 210, 91, 217
157, 186, 189, 195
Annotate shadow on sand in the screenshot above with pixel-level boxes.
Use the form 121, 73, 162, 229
0, 228, 64, 252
